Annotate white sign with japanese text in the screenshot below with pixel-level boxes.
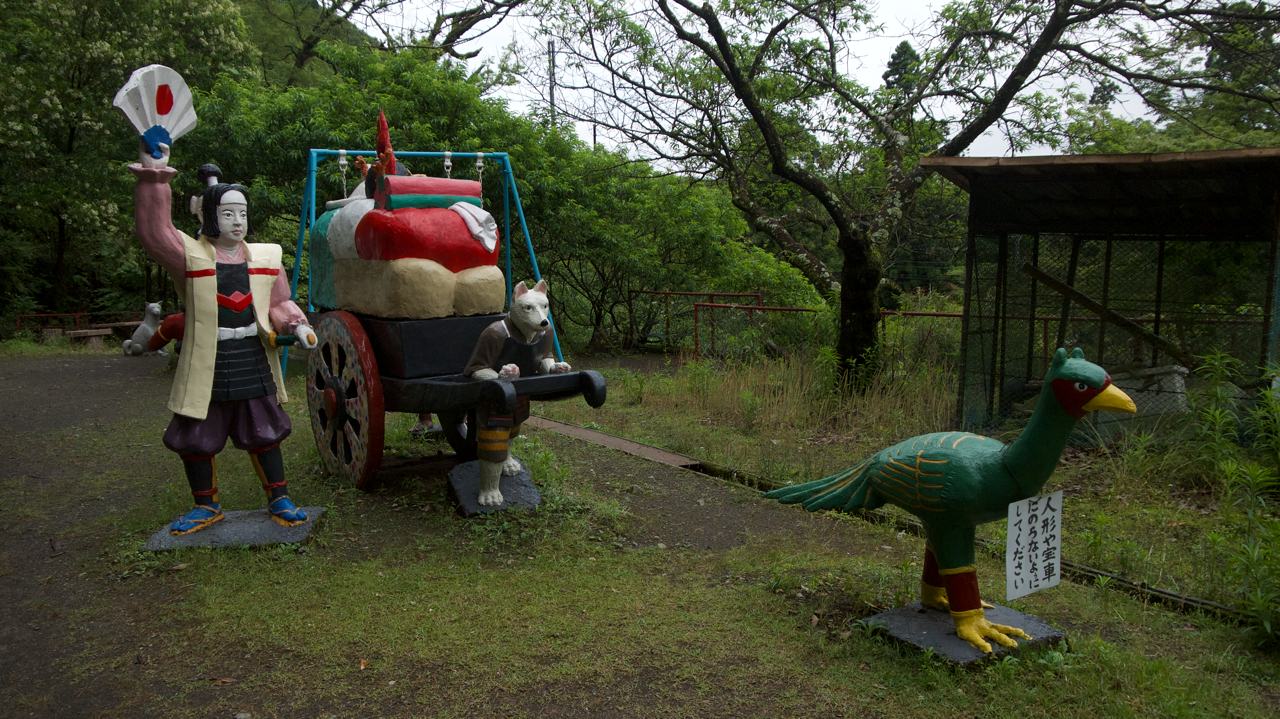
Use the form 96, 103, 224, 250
1006, 491, 1063, 601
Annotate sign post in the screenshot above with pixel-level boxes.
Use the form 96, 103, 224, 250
1006, 491, 1063, 601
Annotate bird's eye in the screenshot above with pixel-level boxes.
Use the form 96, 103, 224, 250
1074, 382, 1089, 392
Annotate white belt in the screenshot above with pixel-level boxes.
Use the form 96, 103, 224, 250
216, 324, 259, 341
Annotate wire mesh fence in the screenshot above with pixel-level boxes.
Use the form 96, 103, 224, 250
961, 232, 1275, 435
690, 303, 831, 359
877, 309, 964, 382
627, 291, 834, 360
627, 287, 963, 374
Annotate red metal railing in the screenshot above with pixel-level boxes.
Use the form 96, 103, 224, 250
692, 305, 951, 358
693, 302, 819, 357
632, 290, 764, 301
15, 311, 147, 333
15, 312, 90, 331
630, 290, 764, 349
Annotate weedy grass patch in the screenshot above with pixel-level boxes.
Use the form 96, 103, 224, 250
0, 333, 121, 357
538, 350, 1280, 644
6, 350, 1279, 718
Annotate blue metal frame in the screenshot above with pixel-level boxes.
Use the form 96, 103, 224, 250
285, 149, 563, 373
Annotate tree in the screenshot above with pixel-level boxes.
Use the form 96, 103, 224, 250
1078, 1, 1280, 152
0, 0, 255, 317
238, 0, 380, 85
240, 1, 530, 86
0, 0, 538, 322
532, 150, 752, 349
883, 41, 921, 93
527, 0, 1280, 376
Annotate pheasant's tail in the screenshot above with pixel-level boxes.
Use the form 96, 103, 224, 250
763, 459, 873, 512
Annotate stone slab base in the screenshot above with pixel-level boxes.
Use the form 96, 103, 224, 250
143, 506, 325, 551
866, 602, 1066, 665
448, 460, 540, 517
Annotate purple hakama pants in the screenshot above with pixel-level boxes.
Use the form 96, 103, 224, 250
163, 396, 291, 457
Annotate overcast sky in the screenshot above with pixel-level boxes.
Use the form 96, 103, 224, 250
369, 1, 1066, 157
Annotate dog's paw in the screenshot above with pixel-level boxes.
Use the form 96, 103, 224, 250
501, 456, 522, 476
477, 488, 505, 506
550, 361, 572, 374
472, 368, 499, 380
409, 421, 440, 439
498, 364, 521, 379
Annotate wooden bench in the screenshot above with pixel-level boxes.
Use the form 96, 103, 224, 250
90, 320, 145, 339
65, 328, 113, 349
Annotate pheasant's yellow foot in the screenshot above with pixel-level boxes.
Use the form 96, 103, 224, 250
921, 582, 949, 611
920, 584, 994, 611
951, 608, 1032, 653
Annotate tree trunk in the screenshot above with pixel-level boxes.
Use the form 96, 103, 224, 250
50, 210, 71, 309
729, 188, 837, 298
836, 227, 882, 381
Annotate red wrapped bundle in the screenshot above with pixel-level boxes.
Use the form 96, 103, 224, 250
354, 208, 500, 272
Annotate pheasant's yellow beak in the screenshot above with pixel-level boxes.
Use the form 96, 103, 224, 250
1083, 383, 1136, 414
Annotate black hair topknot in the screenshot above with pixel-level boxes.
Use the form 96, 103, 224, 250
196, 163, 222, 186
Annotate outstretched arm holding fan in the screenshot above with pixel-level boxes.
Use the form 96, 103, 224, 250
116, 65, 318, 536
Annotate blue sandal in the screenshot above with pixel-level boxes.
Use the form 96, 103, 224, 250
268, 496, 308, 527
169, 504, 224, 535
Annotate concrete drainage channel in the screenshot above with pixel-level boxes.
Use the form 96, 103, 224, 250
526, 415, 1249, 626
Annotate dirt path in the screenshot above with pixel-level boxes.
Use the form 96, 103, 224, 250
0, 353, 176, 717
0, 353, 876, 717
7, 353, 1268, 718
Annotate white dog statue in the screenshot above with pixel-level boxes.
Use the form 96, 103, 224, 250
122, 301, 163, 355
464, 280, 571, 506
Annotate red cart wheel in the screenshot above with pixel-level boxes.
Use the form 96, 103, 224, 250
306, 311, 384, 490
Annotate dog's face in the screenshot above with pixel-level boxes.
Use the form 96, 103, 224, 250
509, 280, 551, 335
145, 302, 162, 318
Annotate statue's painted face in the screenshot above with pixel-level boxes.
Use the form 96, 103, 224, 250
216, 190, 248, 243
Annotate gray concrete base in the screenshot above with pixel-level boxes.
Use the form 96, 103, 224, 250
865, 602, 1066, 665
448, 460, 541, 517
143, 506, 324, 551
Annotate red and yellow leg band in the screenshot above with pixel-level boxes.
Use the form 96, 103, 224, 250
940, 566, 982, 614
192, 487, 220, 504
181, 454, 219, 505
477, 427, 512, 463
923, 546, 944, 586
919, 546, 949, 610
250, 453, 285, 491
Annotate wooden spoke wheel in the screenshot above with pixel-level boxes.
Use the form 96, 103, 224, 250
438, 409, 478, 461
306, 311, 384, 490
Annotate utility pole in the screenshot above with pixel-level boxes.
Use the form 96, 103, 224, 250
547, 39, 556, 125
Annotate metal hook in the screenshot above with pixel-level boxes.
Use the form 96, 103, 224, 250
338, 149, 348, 195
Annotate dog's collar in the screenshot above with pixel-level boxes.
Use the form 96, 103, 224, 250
501, 317, 543, 345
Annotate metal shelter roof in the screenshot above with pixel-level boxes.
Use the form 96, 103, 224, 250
920, 148, 1280, 238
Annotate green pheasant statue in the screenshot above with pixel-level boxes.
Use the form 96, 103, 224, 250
766, 347, 1136, 653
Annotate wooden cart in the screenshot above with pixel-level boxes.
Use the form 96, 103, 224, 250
294, 148, 605, 489
305, 310, 606, 490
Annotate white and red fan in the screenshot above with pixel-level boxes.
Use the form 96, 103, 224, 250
113, 65, 197, 159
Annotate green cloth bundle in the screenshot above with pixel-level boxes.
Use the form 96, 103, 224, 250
382, 194, 483, 210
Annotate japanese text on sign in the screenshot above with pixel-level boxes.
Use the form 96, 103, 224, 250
1006, 491, 1062, 601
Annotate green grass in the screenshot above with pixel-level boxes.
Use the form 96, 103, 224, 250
557, 354, 956, 488
131, 537, 1280, 718
538, 355, 1262, 612
0, 334, 121, 357
4, 350, 1279, 717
